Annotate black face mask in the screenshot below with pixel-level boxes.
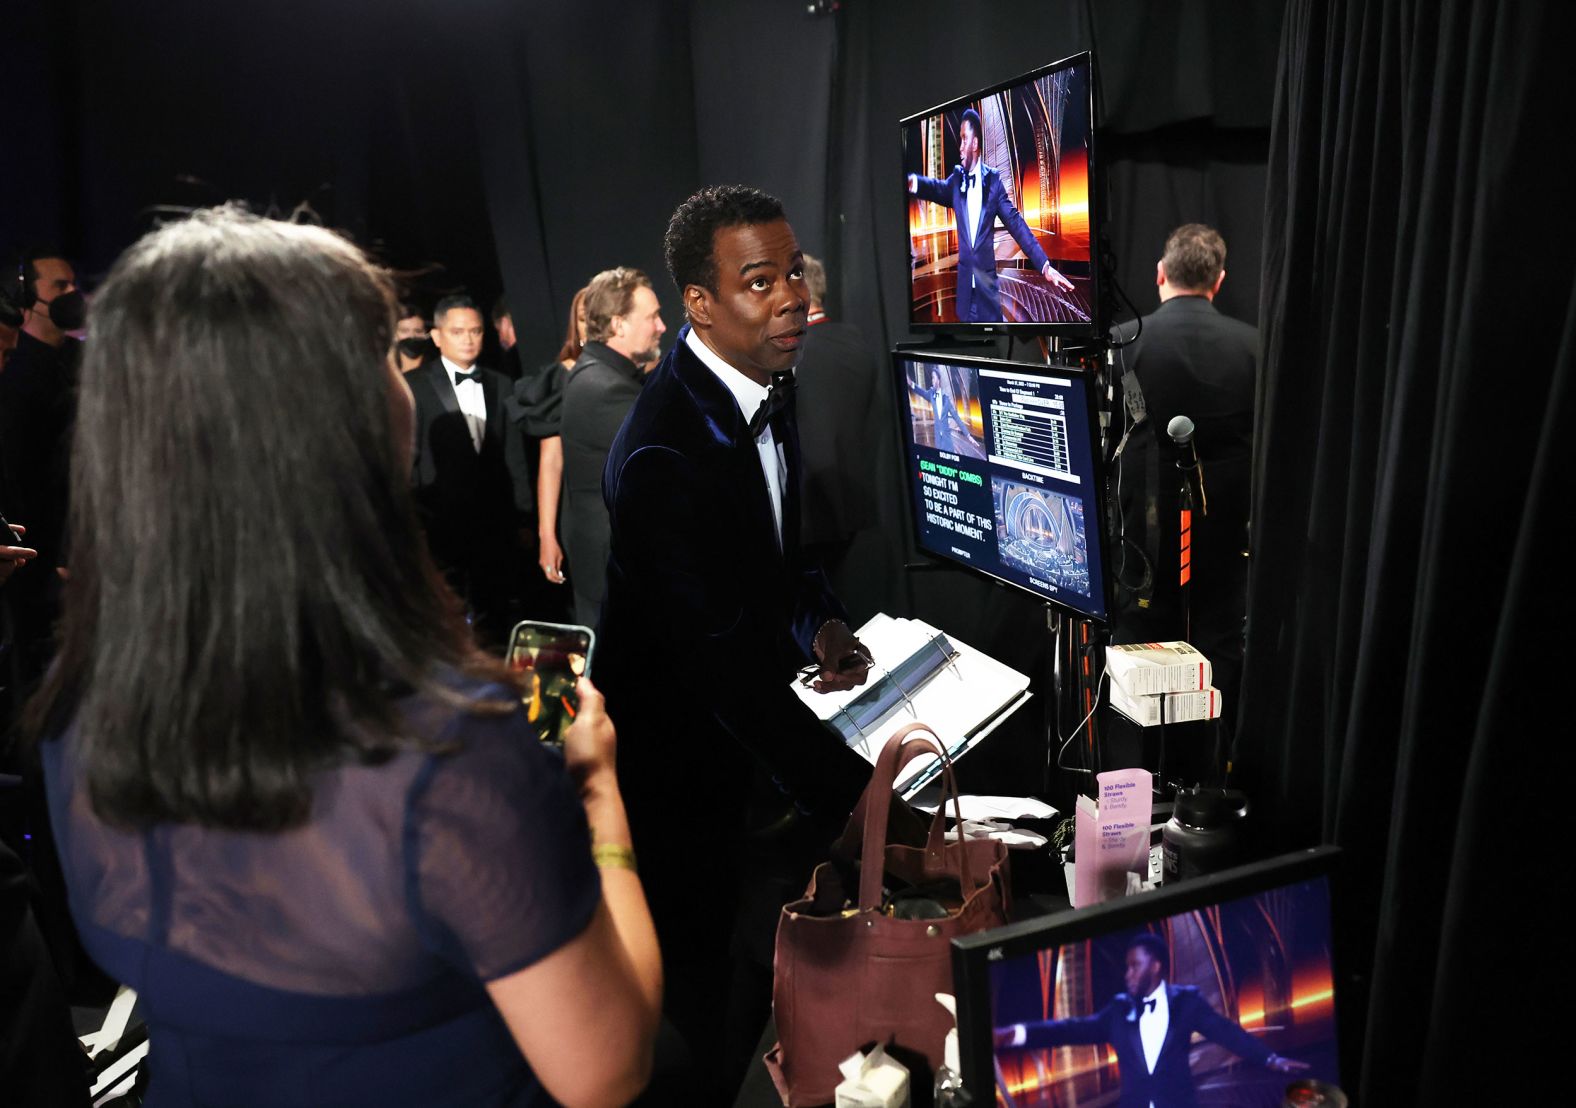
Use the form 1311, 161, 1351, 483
43, 289, 87, 332
397, 336, 434, 360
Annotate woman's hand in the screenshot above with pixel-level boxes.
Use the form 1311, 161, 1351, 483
561, 678, 618, 803
539, 531, 567, 585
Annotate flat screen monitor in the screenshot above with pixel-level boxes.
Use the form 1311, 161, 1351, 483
895, 350, 1109, 622
902, 51, 1100, 334
952, 847, 1345, 1107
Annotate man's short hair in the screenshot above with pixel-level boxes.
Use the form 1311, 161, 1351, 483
582, 267, 652, 343
15, 248, 68, 308
1126, 933, 1168, 973
1161, 224, 1227, 293
802, 254, 828, 304
959, 107, 982, 139
664, 185, 787, 302
432, 293, 480, 326
490, 295, 510, 324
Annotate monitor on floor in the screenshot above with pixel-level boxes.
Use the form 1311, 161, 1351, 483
952, 847, 1344, 1107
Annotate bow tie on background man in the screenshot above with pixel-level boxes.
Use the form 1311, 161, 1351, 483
451, 367, 481, 386
747, 370, 795, 437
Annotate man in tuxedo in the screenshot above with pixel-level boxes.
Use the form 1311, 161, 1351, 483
996, 935, 1307, 1108
595, 186, 890, 1096
490, 296, 522, 381
558, 266, 665, 626
907, 107, 1075, 323
407, 294, 534, 648
1109, 225, 1256, 779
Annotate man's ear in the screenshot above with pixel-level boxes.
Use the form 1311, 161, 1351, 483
684, 284, 712, 329
1211, 269, 1227, 298
1155, 260, 1166, 288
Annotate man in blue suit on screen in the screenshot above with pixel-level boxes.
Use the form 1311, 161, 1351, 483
995, 935, 1309, 1108
908, 107, 1075, 323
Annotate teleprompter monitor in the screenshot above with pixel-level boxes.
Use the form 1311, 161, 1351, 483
952, 846, 1345, 1107
895, 351, 1108, 622
902, 51, 1100, 334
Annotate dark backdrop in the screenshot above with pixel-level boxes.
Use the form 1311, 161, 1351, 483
2, 0, 1280, 817
8, 0, 1543, 1097
1241, 0, 1570, 1099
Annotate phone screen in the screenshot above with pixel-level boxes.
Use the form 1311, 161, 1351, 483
506, 621, 594, 744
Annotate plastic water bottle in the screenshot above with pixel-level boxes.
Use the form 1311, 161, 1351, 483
934, 993, 967, 1106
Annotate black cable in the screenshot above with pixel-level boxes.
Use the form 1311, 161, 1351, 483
1106, 270, 1145, 348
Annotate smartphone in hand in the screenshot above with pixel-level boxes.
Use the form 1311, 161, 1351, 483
506, 621, 595, 744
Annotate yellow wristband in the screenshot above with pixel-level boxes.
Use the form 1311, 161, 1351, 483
592, 843, 637, 872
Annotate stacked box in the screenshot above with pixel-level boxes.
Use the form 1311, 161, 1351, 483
1105, 641, 1212, 695
1109, 677, 1223, 727
1106, 641, 1221, 727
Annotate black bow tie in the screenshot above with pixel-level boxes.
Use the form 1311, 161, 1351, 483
451, 367, 480, 386
959, 168, 978, 194
747, 371, 795, 438
1140, 998, 1157, 1014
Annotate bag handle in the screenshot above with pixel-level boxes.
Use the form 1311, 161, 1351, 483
837, 721, 947, 854
856, 723, 971, 911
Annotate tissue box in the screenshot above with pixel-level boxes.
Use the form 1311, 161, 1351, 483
834, 1044, 910, 1108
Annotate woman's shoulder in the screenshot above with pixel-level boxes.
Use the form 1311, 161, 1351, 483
400, 668, 561, 797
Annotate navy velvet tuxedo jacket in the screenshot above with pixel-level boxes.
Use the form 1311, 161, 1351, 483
912, 164, 1051, 323
595, 331, 873, 874
1014, 984, 1272, 1108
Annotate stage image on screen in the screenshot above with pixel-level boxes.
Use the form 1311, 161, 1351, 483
906, 361, 987, 459
991, 479, 1089, 599
904, 56, 1094, 328
987, 878, 1340, 1107
896, 353, 1107, 621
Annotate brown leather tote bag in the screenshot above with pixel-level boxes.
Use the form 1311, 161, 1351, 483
764, 723, 1011, 1106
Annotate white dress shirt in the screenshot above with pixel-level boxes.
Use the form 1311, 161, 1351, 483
1138, 980, 1169, 1107
963, 162, 983, 251
684, 329, 787, 548
440, 356, 487, 451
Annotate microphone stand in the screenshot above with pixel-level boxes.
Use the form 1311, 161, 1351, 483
1166, 416, 1211, 792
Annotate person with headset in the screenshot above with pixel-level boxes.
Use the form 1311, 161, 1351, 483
0, 251, 85, 682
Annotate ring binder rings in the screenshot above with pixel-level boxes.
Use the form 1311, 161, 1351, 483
791, 614, 1033, 798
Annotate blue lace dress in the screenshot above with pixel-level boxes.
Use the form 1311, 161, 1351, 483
41, 673, 601, 1107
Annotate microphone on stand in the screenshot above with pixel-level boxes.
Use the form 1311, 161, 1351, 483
1167, 415, 1209, 515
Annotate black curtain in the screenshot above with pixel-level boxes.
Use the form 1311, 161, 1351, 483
465, 0, 700, 360
812, 0, 1283, 807
1240, 0, 1573, 1098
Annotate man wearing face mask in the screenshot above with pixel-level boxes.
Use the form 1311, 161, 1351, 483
0, 251, 87, 680
393, 303, 432, 374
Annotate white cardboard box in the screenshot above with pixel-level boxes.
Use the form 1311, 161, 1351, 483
1105, 641, 1213, 696
1109, 677, 1223, 727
